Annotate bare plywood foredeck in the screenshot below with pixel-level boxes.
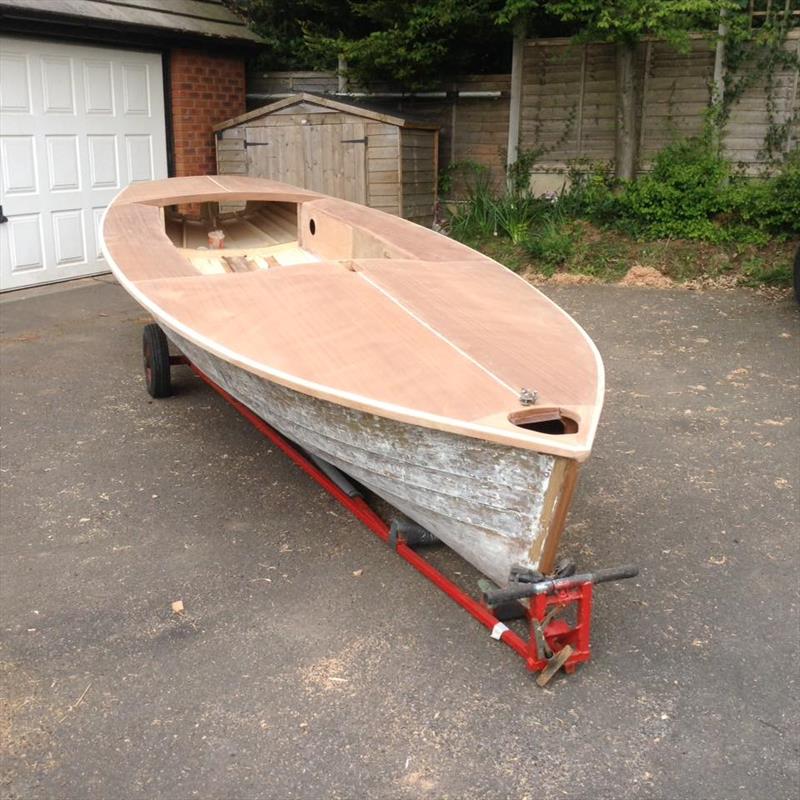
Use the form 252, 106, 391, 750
103, 176, 603, 460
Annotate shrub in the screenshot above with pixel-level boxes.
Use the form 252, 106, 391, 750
614, 137, 731, 240
724, 151, 800, 237
446, 139, 797, 264
768, 151, 800, 234
525, 217, 576, 273
560, 139, 799, 243
560, 161, 618, 223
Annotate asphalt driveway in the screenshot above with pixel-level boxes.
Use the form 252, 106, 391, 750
1, 278, 798, 799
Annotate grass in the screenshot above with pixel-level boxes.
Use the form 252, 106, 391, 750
463, 219, 797, 288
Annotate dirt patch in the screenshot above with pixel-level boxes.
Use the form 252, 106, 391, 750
620, 265, 675, 288
301, 635, 388, 695
683, 274, 740, 291
0, 661, 56, 789
548, 271, 600, 286
302, 653, 351, 692
400, 770, 438, 796
0, 332, 42, 347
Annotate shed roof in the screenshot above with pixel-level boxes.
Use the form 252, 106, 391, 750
214, 93, 441, 133
0, 0, 262, 43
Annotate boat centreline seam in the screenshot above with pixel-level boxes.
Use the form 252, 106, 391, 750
206, 175, 233, 192
358, 272, 520, 398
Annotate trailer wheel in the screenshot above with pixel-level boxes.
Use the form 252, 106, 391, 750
143, 323, 172, 398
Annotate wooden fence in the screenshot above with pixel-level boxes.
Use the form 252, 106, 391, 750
247, 30, 799, 195
520, 32, 798, 186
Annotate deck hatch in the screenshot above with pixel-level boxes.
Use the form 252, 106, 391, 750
508, 408, 579, 435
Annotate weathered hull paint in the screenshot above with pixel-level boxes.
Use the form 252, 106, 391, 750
167, 327, 574, 587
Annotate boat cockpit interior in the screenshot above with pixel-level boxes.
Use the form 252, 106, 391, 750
164, 201, 313, 275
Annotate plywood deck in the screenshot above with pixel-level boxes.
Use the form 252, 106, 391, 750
103, 176, 604, 460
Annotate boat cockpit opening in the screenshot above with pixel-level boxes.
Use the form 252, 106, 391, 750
164, 200, 313, 275
507, 408, 579, 436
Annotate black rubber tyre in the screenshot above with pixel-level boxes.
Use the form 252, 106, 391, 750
142, 323, 172, 398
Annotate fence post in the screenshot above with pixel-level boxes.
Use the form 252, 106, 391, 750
506, 18, 526, 187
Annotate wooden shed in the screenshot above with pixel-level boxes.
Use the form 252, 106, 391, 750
213, 93, 440, 226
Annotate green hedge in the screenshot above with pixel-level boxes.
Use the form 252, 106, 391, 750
567, 140, 800, 243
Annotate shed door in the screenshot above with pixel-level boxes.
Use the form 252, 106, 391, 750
0, 37, 167, 291
246, 119, 367, 204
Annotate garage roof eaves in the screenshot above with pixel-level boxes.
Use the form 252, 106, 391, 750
0, 0, 264, 45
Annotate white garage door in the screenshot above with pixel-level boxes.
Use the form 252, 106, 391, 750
0, 37, 168, 291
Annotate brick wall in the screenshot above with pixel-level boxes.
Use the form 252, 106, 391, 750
170, 49, 246, 177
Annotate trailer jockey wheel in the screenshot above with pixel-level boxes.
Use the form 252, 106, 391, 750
142, 323, 172, 398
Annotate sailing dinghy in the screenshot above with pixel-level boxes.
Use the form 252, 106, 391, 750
102, 176, 604, 587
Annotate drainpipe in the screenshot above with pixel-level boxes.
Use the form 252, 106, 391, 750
506, 17, 526, 188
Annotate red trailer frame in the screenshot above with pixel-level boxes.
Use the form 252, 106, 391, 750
180, 360, 616, 685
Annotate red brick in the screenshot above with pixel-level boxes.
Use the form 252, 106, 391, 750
169, 47, 245, 178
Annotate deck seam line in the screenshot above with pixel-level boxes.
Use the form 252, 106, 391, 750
206, 176, 232, 192
358, 272, 519, 397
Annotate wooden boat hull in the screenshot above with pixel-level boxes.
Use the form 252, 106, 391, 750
102, 176, 603, 589
165, 325, 577, 587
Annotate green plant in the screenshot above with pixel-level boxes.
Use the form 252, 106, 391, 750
767, 151, 800, 233
560, 160, 618, 223
525, 216, 576, 273
739, 255, 793, 287
614, 136, 731, 241
553, 137, 798, 246
447, 162, 497, 241
506, 147, 545, 196
726, 152, 800, 236
492, 193, 547, 243
446, 158, 551, 244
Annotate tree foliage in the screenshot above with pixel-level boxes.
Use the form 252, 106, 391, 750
235, 0, 566, 86
232, 0, 366, 71
546, 0, 721, 46
321, 1, 509, 87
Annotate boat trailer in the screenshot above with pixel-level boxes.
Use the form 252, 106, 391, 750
145, 326, 638, 686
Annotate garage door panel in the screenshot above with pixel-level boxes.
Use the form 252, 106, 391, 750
0, 52, 32, 113
1, 137, 38, 195
41, 55, 76, 115
87, 135, 119, 189
0, 37, 167, 290
83, 60, 115, 115
122, 63, 151, 116
4, 213, 45, 274
125, 134, 154, 182
51, 209, 87, 267
46, 135, 82, 192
